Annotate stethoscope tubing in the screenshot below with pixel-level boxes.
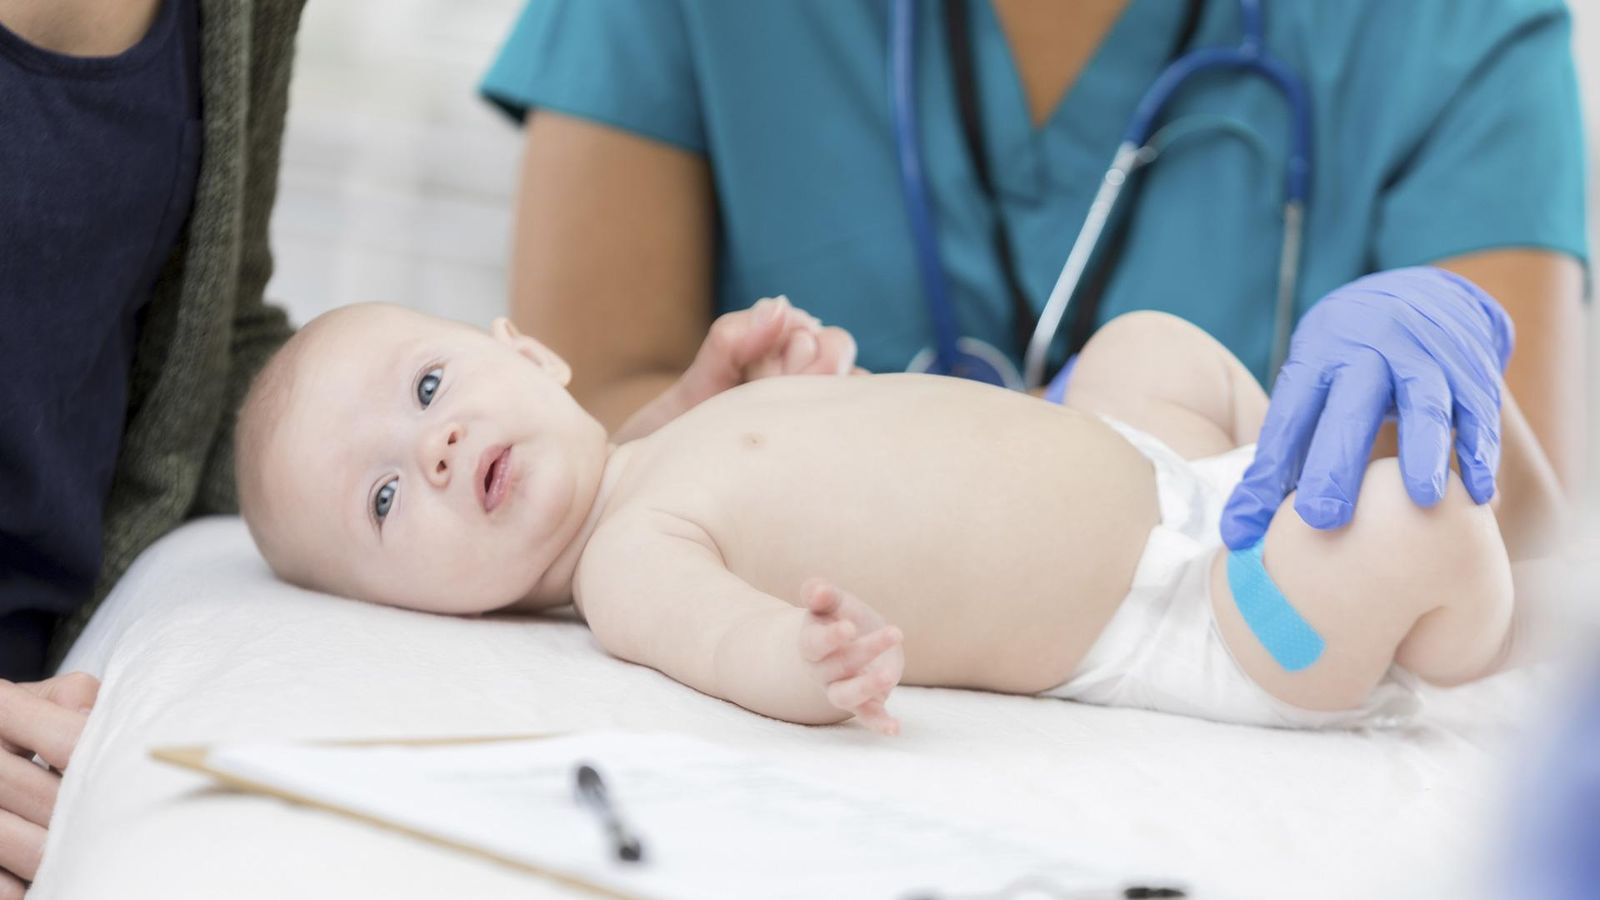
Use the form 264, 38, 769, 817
891, 0, 1313, 390
889, 0, 964, 377
1024, 0, 1313, 388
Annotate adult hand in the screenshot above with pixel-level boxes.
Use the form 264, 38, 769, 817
674, 295, 860, 410
1221, 267, 1514, 550
0, 673, 99, 899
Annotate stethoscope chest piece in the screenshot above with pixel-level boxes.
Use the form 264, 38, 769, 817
905, 337, 1025, 389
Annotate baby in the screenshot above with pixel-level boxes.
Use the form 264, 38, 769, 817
236, 299, 1554, 733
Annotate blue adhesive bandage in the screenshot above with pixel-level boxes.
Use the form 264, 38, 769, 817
1226, 541, 1324, 671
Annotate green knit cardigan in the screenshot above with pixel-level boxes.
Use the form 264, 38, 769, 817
48, 0, 307, 666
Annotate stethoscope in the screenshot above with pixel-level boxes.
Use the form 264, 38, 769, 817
890, 0, 1312, 391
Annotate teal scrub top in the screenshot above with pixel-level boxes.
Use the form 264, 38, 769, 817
482, 0, 1587, 382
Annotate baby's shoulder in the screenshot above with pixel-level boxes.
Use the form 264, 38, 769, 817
591, 441, 729, 539
579, 504, 719, 580
572, 503, 723, 625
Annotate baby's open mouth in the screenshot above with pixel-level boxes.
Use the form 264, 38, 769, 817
478, 445, 513, 513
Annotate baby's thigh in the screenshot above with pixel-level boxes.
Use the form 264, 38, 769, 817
1208, 459, 1509, 711
1067, 311, 1267, 458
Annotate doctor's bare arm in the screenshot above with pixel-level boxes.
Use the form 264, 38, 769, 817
1433, 249, 1587, 497
509, 111, 717, 435
574, 514, 851, 727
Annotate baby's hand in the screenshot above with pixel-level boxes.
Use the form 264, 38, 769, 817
614, 296, 863, 443
736, 295, 859, 381
796, 578, 904, 735
677, 297, 861, 409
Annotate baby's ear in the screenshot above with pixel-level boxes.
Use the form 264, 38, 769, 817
491, 318, 572, 386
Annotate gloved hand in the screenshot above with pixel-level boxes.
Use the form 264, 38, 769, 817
1220, 267, 1514, 550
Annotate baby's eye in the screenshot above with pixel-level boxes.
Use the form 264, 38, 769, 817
417, 366, 444, 408
373, 478, 398, 523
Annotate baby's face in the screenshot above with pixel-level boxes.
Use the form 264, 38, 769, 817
247, 304, 608, 614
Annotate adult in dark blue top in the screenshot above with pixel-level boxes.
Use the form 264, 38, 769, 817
0, 0, 200, 685
1, 0, 215, 894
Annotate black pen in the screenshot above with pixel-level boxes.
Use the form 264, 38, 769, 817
574, 762, 645, 863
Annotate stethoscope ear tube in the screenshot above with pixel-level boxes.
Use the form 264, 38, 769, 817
1268, 200, 1303, 382
1025, 3, 1313, 389
1022, 141, 1143, 390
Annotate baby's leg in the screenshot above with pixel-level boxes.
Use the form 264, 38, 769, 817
1065, 311, 1268, 459
1210, 458, 1514, 711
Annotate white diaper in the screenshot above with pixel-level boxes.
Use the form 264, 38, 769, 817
1045, 418, 1420, 729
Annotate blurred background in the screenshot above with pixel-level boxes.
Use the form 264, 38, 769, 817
264, 0, 1600, 511
265, 0, 522, 327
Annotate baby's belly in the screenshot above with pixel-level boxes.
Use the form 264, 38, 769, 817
808, 531, 1153, 695
616, 376, 1166, 694
715, 421, 1161, 694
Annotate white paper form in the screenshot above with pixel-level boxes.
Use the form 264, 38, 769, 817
204, 731, 1099, 899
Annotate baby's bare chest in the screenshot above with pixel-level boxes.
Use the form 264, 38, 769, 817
597, 378, 1160, 667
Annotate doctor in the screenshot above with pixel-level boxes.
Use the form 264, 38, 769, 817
484, 0, 1586, 542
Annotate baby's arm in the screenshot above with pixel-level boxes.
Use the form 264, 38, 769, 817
575, 514, 904, 733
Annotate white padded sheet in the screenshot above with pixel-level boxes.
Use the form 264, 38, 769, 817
31, 518, 1545, 899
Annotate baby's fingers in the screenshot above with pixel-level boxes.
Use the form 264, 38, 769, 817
730, 296, 793, 371
800, 326, 858, 376
817, 627, 902, 682
826, 664, 897, 712
800, 618, 856, 663
781, 329, 820, 374
854, 700, 901, 737
801, 578, 844, 617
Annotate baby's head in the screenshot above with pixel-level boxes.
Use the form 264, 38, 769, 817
236, 304, 609, 614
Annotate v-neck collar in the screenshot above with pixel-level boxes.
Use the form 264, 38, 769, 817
971, 0, 1193, 201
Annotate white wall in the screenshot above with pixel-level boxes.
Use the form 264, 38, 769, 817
266, 0, 524, 329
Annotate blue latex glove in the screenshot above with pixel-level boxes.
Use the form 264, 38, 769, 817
1220, 267, 1514, 550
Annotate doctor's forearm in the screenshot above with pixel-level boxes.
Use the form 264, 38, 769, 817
581, 370, 686, 440
1495, 389, 1569, 562
510, 112, 717, 440
1433, 249, 1587, 495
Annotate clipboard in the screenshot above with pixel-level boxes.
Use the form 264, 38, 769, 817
151, 730, 1113, 900
152, 734, 632, 899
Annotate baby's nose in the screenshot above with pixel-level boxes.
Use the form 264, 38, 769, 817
420, 422, 466, 488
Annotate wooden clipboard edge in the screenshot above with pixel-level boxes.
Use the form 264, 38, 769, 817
150, 736, 641, 900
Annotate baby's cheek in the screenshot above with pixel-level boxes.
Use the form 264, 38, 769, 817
423, 534, 532, 614
353, 543, 458, 613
